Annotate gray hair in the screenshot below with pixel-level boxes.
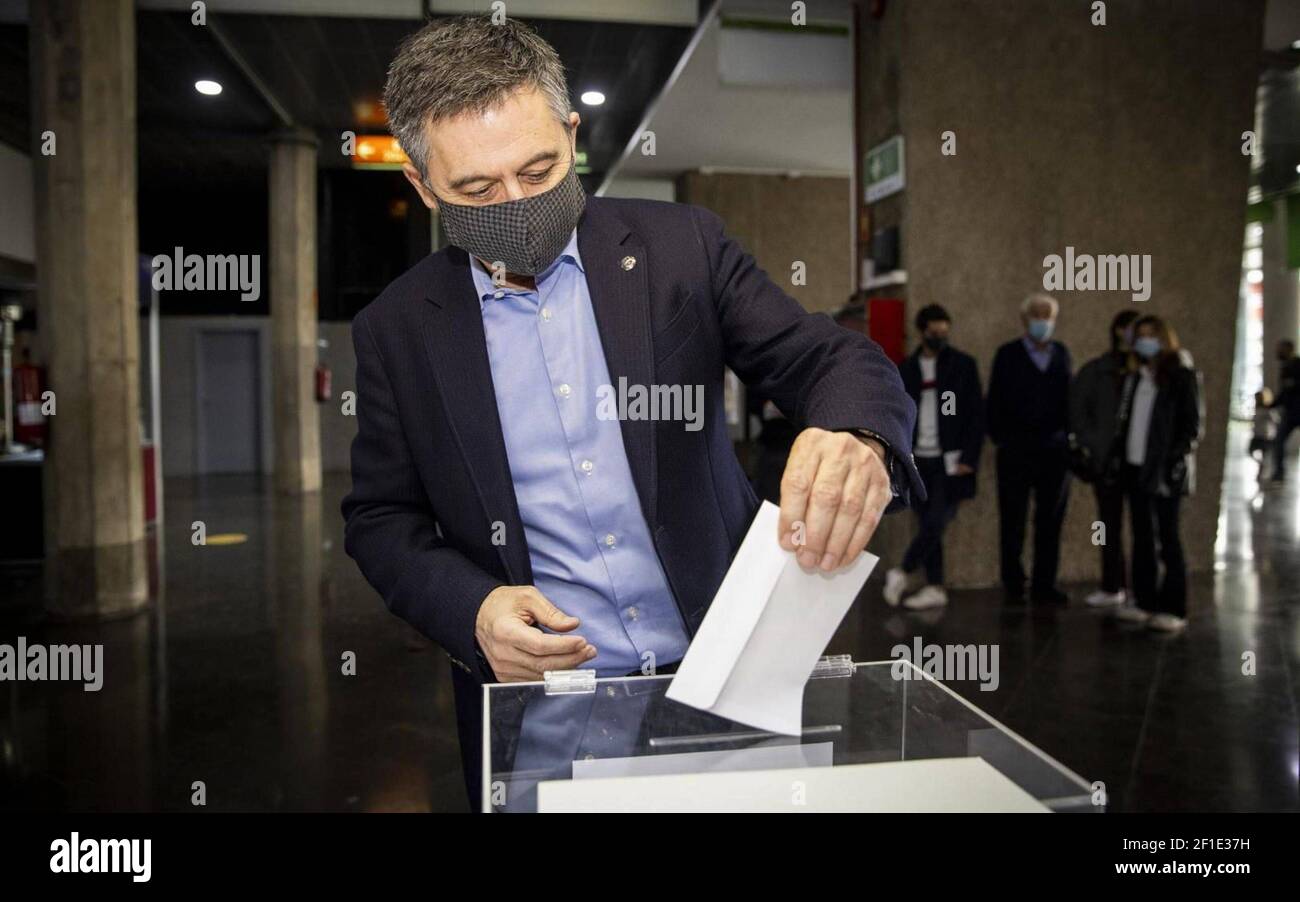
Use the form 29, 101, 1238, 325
1021, 292, 1059, 318
383, 15, 572, 179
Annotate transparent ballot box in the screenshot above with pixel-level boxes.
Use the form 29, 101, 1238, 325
483, 658, 1097, 813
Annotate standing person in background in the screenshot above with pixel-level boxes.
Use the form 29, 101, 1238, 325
883, 305, 985, 610
1112, 315, 1202, 632
1271, 339, 1300, 482
987, 293, 1073, 605
1069, 310, 1140, 608
1250, 389, 1277, 482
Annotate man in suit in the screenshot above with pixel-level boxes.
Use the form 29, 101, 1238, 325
883, 304, 984, 610
986, 293, 1073, 604
342, 15, 921, 808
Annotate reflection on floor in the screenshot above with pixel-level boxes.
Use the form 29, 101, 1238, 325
1, 423, 1296, 812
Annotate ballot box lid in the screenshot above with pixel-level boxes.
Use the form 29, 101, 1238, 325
481, 659, 1097, 813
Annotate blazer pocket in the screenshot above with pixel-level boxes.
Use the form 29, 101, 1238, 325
652, 298, 701, 365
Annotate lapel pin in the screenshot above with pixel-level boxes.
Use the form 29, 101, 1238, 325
621, 255, 636, 271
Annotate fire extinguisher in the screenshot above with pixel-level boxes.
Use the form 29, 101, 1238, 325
315, 362, 332, 403
13, 349, 47, 447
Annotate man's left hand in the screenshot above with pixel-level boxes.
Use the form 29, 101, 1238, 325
777, 427, 892, 571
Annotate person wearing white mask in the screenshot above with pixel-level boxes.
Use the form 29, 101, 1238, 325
986, 293, 1073, 605
1111, 315, 1202, 632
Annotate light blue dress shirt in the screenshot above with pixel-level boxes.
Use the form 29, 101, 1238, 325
469, 231, 690, 676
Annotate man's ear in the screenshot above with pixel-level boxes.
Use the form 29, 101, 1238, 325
402, 162, 439, 211
567, 111, 581, 153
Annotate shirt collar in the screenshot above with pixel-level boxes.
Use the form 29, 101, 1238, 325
1022, 335, 1052, 356
469, 229, 584, 305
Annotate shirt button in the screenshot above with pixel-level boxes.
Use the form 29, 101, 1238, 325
557, 383, 572, 399
603, 533, 616, 548
493, 290, 504, 300
627, 606, 639, 621
540, 308, 553, 321
580, 459, 594, 475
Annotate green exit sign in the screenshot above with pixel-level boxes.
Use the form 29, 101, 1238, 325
864, 135, 905, 203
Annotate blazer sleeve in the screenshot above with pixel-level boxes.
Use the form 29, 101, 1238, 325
689, 205, 923, 507
959, 355, 985, 468
1169, 365, 1204, 461
1068, 361, 1094, 444
986, 346, 1007, 447
341, 310, 502, 680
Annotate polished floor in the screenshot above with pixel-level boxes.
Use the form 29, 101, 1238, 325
1, 423, 1297, 812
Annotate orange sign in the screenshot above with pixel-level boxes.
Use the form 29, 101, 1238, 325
351, 135, 408, 166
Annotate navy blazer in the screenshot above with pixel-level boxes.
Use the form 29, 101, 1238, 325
341, 196, 921, 684
898, 345, 985, 502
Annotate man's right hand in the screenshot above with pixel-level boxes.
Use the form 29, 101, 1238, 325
474, 585, 596, 682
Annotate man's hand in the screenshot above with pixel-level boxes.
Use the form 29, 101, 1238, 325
953, 462, 976, 476
778, 427, 892, 571
475, 585, 596, 682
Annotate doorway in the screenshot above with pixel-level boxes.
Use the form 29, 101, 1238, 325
195, 328, 261, 474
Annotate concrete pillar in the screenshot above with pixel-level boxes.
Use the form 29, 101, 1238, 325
268, 129, 321, 495
856, 0, 1264, 588
1261, 198, 1299, 392
31, 0, 147, 617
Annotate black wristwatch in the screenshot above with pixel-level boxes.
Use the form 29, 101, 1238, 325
848, 427, 904, 502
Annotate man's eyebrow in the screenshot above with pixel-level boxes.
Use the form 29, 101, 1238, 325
448, 150, 562, 191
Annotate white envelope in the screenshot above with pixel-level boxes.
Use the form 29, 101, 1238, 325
665, 501, 877, 735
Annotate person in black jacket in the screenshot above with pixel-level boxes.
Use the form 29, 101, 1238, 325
883, 305, 985, 609
986, 293, 1073, 604
1111, 315, 1202, 632
1272, 339, 1300, 482
1068, 310, 1139, 608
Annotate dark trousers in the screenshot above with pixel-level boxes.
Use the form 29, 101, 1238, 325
1124, 465, 1187, 617
902, 456, 960, 585
1094, 481, 1127, 593
996, 446, 1070, 596
1275, 412, 1300, 477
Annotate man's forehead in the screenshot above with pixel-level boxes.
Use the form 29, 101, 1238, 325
427, 102, 568, 180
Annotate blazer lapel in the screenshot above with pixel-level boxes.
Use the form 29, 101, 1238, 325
420, 248, 531, 585
578, 200, 659, 528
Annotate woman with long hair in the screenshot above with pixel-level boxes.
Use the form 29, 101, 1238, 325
1111, 315, 1203, 632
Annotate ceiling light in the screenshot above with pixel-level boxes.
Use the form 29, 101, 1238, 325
580, 90, 605, 106
195, 80, 223, 96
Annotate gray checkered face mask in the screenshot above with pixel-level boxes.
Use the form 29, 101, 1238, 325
435, 155, 586, 276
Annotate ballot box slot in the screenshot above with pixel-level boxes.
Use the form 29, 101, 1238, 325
648, 723, 842, 750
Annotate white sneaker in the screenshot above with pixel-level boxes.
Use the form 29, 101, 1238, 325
1112, 604, 1150, 624
1085, 589, 1126, 608
1147, 613, 1188, 633
903, 585, 949, 611
883, 567, 909, 607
